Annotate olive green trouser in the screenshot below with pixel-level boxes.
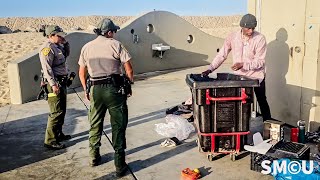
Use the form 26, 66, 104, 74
89, 84, 128, 169
44, 84, 67, 144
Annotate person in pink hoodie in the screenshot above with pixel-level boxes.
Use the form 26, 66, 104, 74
202, 14, 271, 121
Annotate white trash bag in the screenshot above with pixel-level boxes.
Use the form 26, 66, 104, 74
154, 114, 195, 141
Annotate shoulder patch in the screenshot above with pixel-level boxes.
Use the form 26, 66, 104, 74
41, 48, 51, 56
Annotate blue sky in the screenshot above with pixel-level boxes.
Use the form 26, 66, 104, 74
0, 0, 247, 17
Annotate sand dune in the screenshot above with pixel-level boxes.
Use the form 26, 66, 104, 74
0, 15, 241, 106
0, 15, 241, 32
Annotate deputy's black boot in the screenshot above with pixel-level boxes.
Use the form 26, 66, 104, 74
57, 133, 71, 142
116, 164, 129, 177
44, 141, 66, 150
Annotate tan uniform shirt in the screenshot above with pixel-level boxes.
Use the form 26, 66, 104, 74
39, 41, 68, 86
78, 36, 131, 81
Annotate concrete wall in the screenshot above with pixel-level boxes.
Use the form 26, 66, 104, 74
248, 0, 320, 130
303, 0, 320, 131
8, 11, 228, 104
114, 11, 227, 73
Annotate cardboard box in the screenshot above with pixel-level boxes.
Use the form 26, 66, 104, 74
263, 120, 293, 144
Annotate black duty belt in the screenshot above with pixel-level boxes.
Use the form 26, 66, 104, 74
91, 74, 120, 80
56, 75, 68, 83
91, 78, 113, 85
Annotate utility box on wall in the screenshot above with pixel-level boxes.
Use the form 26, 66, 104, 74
248, 0, 320, 131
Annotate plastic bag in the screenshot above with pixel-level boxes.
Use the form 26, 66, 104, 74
154, 114, 195, 141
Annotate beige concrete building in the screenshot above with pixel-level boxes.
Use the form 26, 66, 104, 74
248, 0, 320, 130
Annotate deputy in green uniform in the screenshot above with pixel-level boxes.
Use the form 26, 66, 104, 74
39, 25, 71, 150
78, 18, 134, 177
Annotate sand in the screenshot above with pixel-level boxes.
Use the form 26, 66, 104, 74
0, 15, 241, 107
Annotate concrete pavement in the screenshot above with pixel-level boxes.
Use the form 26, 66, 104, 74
0, 66, 272, 180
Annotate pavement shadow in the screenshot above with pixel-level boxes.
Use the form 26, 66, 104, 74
96, 141, 196, 179
126, 139, 164, 156
0, 108, 87, 173
62, 107, 167, 168
198, 166, 213, 178
70, 108, 166, 141
97, 140, 197, 180
0, 96, 169, 174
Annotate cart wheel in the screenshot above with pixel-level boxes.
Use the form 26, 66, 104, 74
207, 154, 214, 162
230, 153, 237, 161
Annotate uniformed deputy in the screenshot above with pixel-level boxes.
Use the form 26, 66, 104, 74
78, 18, 133, 177
39, 25, 71, 150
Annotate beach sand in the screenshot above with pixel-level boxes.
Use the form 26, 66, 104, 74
0, 15, 241, 106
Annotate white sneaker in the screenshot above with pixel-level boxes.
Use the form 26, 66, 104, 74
160, 139, 177, 147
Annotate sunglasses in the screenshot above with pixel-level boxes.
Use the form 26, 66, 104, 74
54, 26, 63, 32
110, 29, 117, 33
